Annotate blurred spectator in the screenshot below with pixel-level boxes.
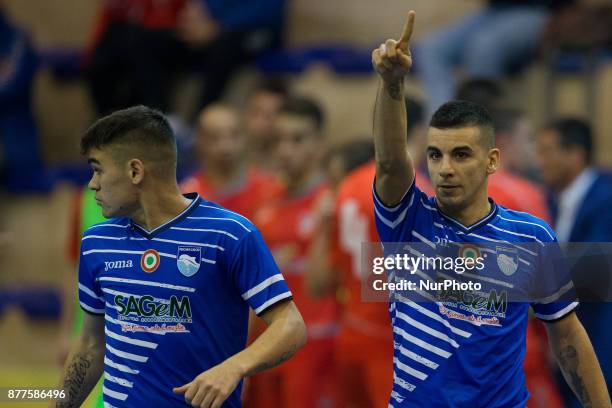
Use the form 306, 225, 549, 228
249, 96, 337, 408
307, 97, 431, 408
488, 108, 551, 221
0, 6, 45, 191
417, 0, 574, 113
323, 139, 374, 189
406, 96, 434, 195
242, 78, 288, 173
178, 0, 285, 109
456, 78, 505, 112
85, 0, 185, 114
492, 108, 537, 177
85, 0, 285, 115
536, 117, 612, 408
540, 2, 612, 54
179, 103, 281, 219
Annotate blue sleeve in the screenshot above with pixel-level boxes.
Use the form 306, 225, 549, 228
373, 178, 425, 242
204, 0, 285, 31
78, 245, 105, 315
230, 229, 292, 316
530, 239, 579, 321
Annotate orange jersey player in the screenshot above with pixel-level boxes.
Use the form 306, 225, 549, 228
247, 96, 339, 408
324, 161, 432, 408
180, 104, 282, 220
254, 182, 338, 407
181, 167, 281, 220
307, 97, 432, 407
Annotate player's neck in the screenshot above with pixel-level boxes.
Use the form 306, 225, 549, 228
284, 167, 322, 197
130, 184, 192, 231
247, 140, 276, 171
438, 194, 492, 228
557, 165, 589, 193
203, 163, 247, 192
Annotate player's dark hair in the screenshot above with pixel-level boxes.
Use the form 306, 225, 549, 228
81, 105, 176, 155
430, 100, 495, 148
326, 139, 375, 175
547, 117, 593, 164
81, 105, 177, 175
280, 96, 325, 132
405, 96, 425, 137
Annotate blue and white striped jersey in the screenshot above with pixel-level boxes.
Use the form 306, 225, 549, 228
78, 193, 292, 407
373, 180, 578, 408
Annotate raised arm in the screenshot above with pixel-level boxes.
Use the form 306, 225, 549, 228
545, 313, 610, 407
173, 300, 306, 408
55, 313, 105, 408
372, 11, 417, 206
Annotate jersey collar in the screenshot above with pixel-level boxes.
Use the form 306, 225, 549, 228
434, 197, 498, 234
129, 193, 201, 239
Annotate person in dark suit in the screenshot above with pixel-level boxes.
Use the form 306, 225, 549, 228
537, 117, 612, 408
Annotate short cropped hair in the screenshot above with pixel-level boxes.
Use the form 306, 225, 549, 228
430, 100, 495, 148
81, 106, 177, 178
547, 117, 593, 164
280, 96, 325, 132
81, 105, 176, 155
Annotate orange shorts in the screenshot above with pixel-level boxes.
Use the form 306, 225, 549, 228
335, 326, 393, 408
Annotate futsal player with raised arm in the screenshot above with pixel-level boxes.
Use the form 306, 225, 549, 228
371, 11, 610, 407
55, 106, 306, 408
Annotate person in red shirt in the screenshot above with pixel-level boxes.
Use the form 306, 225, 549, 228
180, 104, 281, 219
243, 78, 288, 174
248, 96, 338, 408
488, 108, 551, 222
308, 97, 432, 407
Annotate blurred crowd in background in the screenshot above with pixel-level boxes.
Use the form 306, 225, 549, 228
0, 0, 611, 407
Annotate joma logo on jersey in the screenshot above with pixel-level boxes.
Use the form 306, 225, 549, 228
114, 295, 192, 318
104, 260, 133, 271
438, 286, 507, 314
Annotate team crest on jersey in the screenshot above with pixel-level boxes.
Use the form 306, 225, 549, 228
141, 249, 160, 273
496, 246, 519, 276
177, 246, 201, 277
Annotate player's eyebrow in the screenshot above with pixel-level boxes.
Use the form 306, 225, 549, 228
451, 145, 473, 153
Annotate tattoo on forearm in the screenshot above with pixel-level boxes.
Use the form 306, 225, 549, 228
249, 343, 301, 375
385, 81, 402, 101
57, 353, 93, 408
558, 345, 592, 407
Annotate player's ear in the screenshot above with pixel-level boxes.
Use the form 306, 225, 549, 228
486, 148, 500, 175
127, 158, 145, 184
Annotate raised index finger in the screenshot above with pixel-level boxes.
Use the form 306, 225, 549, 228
398, 11, 416, 48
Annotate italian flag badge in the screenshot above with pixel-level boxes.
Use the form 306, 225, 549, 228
141, 249, 160, 273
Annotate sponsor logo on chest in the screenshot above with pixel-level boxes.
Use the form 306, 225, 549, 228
104, 260, 133, 272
